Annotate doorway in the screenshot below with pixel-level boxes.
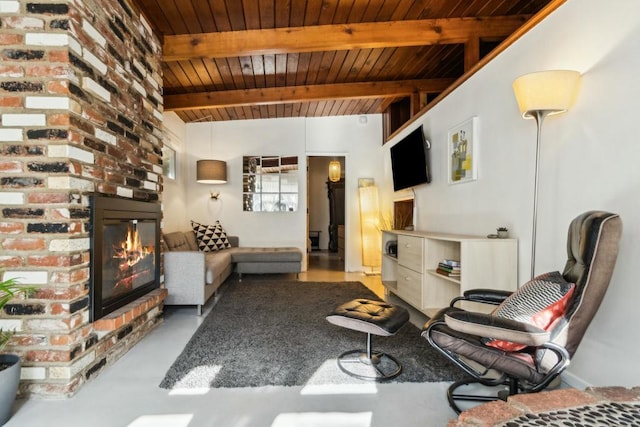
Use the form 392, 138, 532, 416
307, 156, 345, 272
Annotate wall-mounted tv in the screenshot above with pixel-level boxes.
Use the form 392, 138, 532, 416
390, 126, 431, 191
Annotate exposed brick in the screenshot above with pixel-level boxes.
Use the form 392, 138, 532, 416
82, 106, 105, 124
1, 177, 44, 188
47, 113, 70, 125
586, 386, 640, 402
0, 34, 23, 45
0, 96, 23, 107
50, 302, 69, 315
11, 334, 47, 346
1, 0, 165, 399
50, 268, 89, 284
2, 49, 45, 61
0, 65, 24, 77
3, 17, 44, 31
26, 192, 69, 204
4, 303, 46, 315
27, 254, 84, 267
108, 20, 124, 42
0, 160, 22, 172
48, 50, 69, 63
457, 400, 524, 426
508, 388, 599, 413
50, 19, 69, 30
1, 238, 46, 251
27, 161, 70, 172
26, 3, 70, 14
0, 222, 24, 234
84, 333, 98, 349
106, 121, 124, 135
0, 81, 43, 92
69, 53, 94, 77
107, 44, 124, 65
25, 64, 70, 77
33, 285, 87, 301
85, 357, 107, 380
47, 79, 68, 94
27, 223, 69, 233
26, 349, 72, 363
0, 256, 24, 268
2, 207, 45, 218
8, 144, 48, 160
69, 208, 90, 219
125, 131, 140, 143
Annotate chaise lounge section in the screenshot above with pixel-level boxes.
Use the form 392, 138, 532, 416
163, 230, 302, 314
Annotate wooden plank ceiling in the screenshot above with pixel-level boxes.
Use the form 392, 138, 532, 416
130, 0, 553, 123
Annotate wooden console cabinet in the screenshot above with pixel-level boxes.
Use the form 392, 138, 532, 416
382, 230, 517, 316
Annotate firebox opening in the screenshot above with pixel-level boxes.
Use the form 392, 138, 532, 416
91, 196, 161, 321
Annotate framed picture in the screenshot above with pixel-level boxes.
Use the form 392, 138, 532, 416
162, 145, 176, 180
447, 116, 478, 184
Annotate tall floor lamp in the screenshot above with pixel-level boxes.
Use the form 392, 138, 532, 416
512, 70, 581, 279
358, 178, 381, 273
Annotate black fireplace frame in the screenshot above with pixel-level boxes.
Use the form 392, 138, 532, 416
90, 195, 161, 321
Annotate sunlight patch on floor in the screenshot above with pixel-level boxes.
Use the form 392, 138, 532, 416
167, 365, 221, 395
271, 412, 372, 427
127, 414, 193, 427
300, 359, 378, 395
300, 383, 378, 395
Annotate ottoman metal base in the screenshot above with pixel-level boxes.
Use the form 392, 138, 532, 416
326, 299, 409, 382
336, 333, 402, 381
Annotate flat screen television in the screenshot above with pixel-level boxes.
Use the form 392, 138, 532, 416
390, 126, 431, 191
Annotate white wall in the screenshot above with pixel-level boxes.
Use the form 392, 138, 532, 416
172, 115, 382, 272
381, 0, 640, 387
161, 112, 188, 232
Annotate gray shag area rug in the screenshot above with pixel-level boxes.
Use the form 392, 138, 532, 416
159, 279, 465, 389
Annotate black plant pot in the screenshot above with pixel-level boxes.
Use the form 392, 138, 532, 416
0, 355, 20, 426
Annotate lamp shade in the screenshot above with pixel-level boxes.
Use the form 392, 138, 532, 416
513, 70, 581, 118
196, 160, 227, 184
328, 160, 341, 182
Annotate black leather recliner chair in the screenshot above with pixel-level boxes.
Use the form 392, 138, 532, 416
422, 211, 622, 414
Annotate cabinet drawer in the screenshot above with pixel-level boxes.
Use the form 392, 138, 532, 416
398, 235, 424, 272
396, 265, 422, 308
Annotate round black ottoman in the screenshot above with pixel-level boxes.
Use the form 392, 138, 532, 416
326, 298, 410, 381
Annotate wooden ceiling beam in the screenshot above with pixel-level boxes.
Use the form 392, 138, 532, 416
164, 78, 455, 111
163, 15, 530, 62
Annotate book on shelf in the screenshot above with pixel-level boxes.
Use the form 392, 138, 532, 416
436, 267, 461, 277
437, 259, 461, 277
437, 262, 460, 271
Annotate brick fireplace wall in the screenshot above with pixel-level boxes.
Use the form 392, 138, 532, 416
0, 0, 166, 397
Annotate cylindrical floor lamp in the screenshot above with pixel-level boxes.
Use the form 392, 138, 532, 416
512, 70, 580, 279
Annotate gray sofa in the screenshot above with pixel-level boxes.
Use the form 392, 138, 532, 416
163, 230, 302, 315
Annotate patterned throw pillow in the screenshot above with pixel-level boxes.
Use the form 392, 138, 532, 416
484, 271, 575, 352
191, 220, 231, 252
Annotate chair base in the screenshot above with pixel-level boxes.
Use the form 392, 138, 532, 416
337, 349, 402, 381
447, 377, 518, 414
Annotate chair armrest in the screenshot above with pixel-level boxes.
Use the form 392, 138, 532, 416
444, 310, 550, 347
450, 289, 512, 307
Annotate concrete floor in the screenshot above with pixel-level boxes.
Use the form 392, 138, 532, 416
7, 253, 458, 427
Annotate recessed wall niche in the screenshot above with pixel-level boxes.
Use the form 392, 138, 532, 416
242, 156, 299, 212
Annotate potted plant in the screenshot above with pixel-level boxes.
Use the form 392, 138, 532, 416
0, 274, 34, 425
497, 227, 509, 238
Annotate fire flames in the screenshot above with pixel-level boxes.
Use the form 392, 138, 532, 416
115, 226, 150, 268
111, 224, 154, 291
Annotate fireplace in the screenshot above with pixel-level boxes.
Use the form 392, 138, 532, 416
90, 196, 161, 321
